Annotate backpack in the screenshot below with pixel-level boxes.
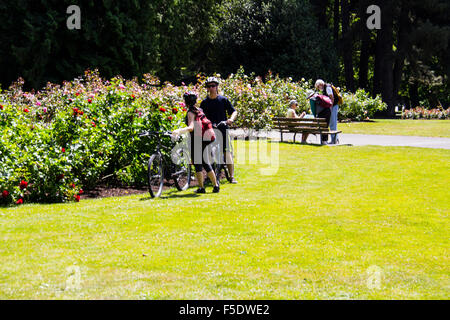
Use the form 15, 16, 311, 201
315, 94, 333, 108
191, 108, 215, 141
326, 83, 344, 106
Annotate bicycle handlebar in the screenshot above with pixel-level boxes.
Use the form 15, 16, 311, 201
138, 130, 172, 138
213, 121, 228, 129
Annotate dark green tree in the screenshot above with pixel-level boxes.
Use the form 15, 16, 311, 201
0, 0, 161, 89
213, 0, 339, 81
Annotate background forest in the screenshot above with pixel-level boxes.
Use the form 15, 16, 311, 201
0, 0, 449, 116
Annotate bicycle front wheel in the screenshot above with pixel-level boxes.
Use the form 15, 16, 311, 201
148, 153, 164, 198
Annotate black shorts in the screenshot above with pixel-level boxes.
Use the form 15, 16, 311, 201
189, 136, 213, 173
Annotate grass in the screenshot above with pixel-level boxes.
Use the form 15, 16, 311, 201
0, 141, 449, 299
340, 119, 450, 138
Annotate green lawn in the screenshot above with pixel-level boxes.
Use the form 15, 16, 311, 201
340, 119, 450, 138
0, 141, 449, 299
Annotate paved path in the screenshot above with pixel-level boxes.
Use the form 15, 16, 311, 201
230, 130, 450, 150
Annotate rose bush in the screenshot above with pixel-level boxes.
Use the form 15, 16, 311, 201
402, 107, 450, 120
0, 70, 189, 205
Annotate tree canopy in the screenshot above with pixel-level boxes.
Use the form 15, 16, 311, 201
0, 0, 448, 114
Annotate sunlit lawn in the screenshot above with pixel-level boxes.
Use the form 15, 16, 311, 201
0, 141, 449, 299
340, 119, 450, 138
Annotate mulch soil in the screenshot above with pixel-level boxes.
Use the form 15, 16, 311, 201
80, 171, 227, 200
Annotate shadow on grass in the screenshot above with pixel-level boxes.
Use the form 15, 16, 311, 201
267, 140, 325, 147
267, 140, 353, 147
139, 189, 201, 201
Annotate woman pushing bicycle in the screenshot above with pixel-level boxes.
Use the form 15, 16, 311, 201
172, 91, 220, 194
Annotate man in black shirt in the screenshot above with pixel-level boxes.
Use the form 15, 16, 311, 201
200, 77, 238, 183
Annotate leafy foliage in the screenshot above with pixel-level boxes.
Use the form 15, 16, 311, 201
213, 0, 338, 81
0, 70, 188, 205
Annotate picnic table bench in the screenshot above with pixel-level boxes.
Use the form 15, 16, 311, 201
272, 117, 342, 144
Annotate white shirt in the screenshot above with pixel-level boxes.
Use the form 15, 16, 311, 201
286, 109, 297, 118
326, 86, 333, 96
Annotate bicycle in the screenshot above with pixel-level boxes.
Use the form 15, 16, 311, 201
138, 130, 191, 198
210, 121, 235, 183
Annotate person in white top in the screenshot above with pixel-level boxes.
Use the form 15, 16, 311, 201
286, 100, 306, 118
286, 100, 308, 143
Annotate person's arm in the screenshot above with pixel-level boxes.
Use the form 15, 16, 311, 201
225, 98, 237, 126
172, 112, 195, 136
227, 110, 238, 125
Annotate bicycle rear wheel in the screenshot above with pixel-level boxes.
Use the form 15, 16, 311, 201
174, 148, 191, 191
148, 153, 164, 198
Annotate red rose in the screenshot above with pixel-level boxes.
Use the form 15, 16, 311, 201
16, 198, 23, 205
71, 183, 75, 188
75, 92, 80, 96
168, 116, 173, 121
0, 105, 3, 110
2, 190, 9, 198
172, 108, 178, 114
57, 174, 64, 181
24, 108, 29, 113
62, 147, 66, 153
182, 108, 187, 112
92, 122, 96, 127
159, 107, 166, 113
79, 110, 84, 115
19, 180, 28, 189
74, 194, 80, 202
79, 189, 84, 195
131, 94, 135, 99
88, 99, 92, 103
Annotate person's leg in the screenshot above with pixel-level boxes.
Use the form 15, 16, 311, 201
330, 105, 339, 144
318, 108, 331, 144
301, 133, 309, 143
203, 142, 219, 192
226, 151, 234, 175
192, 138, 205, 192
196, 170, 204, 188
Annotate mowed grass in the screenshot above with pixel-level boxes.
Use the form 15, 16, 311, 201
0, 141, 449, 299
340, 119, 450, 138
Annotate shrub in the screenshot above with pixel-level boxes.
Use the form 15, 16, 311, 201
339, 89, 387, 121
0, 70, 190, 205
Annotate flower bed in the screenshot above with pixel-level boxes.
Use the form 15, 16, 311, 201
401, 107, 450, 120
0, 71, 192, 205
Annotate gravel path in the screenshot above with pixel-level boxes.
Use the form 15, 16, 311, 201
230, 130, 450, 150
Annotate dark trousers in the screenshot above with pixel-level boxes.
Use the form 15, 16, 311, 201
316, 107, 331, 143
189, 136, 213, 173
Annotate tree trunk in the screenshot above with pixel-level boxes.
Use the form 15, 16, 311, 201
358, 0, 371, 90
373, 1, 395, 116
393, 1, 409, 106
313, 0, 330, 28
333, 0, 340, 46
341, 0, 355, 92
410, 81, 419, 108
